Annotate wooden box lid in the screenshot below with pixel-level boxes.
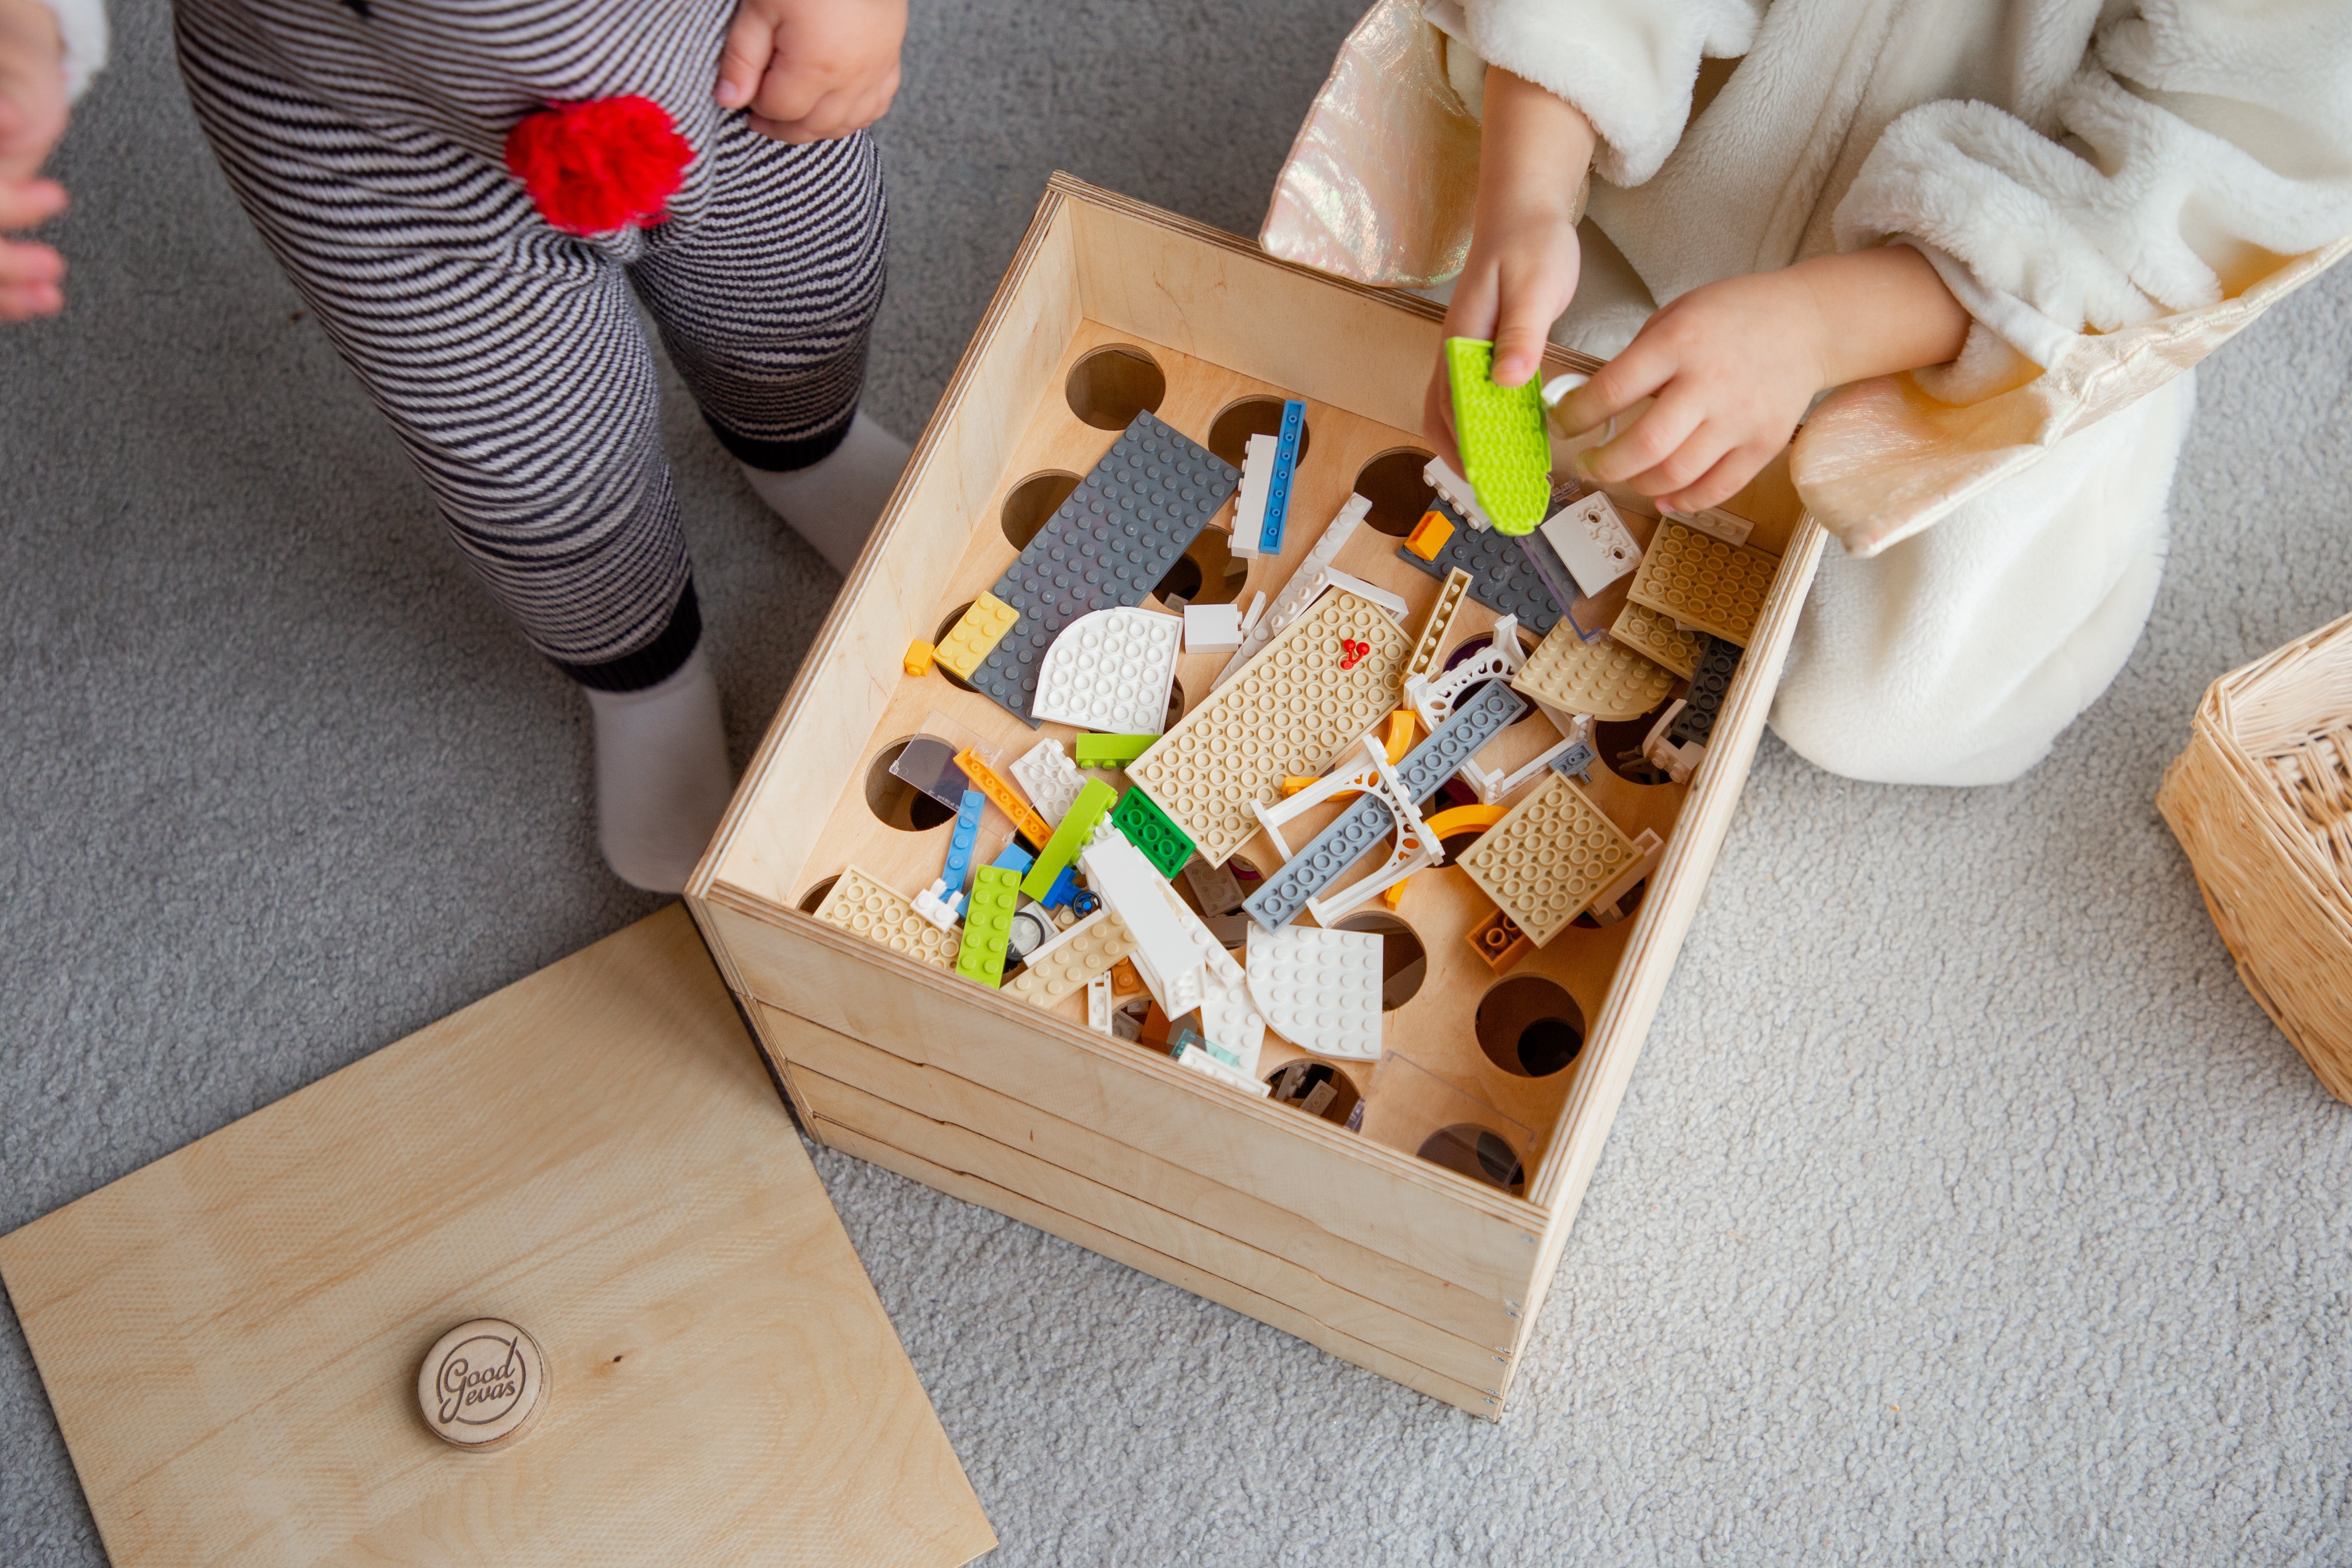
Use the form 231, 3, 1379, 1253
0, 907, 995, 1568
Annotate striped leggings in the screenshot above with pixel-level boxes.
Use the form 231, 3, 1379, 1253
172, 0, 887, 690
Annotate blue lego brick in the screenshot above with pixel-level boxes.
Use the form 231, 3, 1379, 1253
1257, 399, 1305, 555
1243, 682, 1528, 930
1395, 493, 1580, 637
1547, 739, 1598, 783
939, 788, 985, 897
1038, 865, 1080, 908
967, 410, 1240, 726
987, 840, 1035, 878
1669, 635, 1743, 747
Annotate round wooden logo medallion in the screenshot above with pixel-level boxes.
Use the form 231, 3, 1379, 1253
416, 1319, 547, 1449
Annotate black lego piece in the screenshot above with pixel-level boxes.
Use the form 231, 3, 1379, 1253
967, 410, 1239, 724
1668, 634, 1743, 746
1394, 493, 1574, 635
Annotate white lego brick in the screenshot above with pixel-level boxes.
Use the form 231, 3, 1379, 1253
912, 878, 964, 931
1540, 491, 1643, 598
1080, 833, 1205, 1018
1321, 569, 1410, 621
1641, 699, 1704, 784
1423, 454, 1493, 532
1175, 1043, 1273, 1097
1229, 432, 1277, 559
1237, 590, 1268, 634
1245, 924, 1384, 1061
1587, 829, 1665, 925
1182, 601, 1243, 655
1087, 971, 1114, 1035
1663, 505, 1754, 546
1197, 962, 1266, 1075
1030, 606, 1184, 735
1460, 714, 1593, 805
1010, 739, 1087, 826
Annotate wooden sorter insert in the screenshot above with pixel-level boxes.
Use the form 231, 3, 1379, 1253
690, 175, 1825, 1416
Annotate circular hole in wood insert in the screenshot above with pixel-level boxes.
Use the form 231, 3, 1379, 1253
1417, 1124, 1526, 1194
1476, 975, 1586, 1077
1594, 695, 1679, 786
1332, 911, 1427, 1011
1154, 528, 1244, 608
1439, 627, 1542, 726
864, 739, 957, 832
1265, 1059, 1362, 1125
1353, 448, 1437, 537
930, 603, 981, 694
1207, 396, 1314, 470
1066, 345, 1167, 430
1001, 471, 1081, 551
797, 875, 840, 914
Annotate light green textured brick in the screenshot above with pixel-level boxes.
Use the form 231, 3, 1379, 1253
1445, 337, 1552, 535
1074, 732, 1156, 768
1022, 778, 1115, 900
956, 864, 1021, 987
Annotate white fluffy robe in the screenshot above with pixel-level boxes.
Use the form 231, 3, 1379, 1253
1455, 0, 2352, 783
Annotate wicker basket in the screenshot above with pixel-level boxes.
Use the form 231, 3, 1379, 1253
2157, 610, 2352, 1103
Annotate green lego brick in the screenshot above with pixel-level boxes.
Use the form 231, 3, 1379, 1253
1021, 778, 1115, 900
1112, 788, 1195, 879
1445, 337, 1552, 536
1074, 731, 1157, 768
955, 864, 1022, 987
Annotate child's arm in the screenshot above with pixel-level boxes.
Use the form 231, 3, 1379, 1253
1553, 246, 1970, 514
0, 0, 70, 321
715, 0, 905, 146
1425, 68, 1593, 472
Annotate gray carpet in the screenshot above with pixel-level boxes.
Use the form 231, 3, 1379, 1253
6, 2, 2351, 1563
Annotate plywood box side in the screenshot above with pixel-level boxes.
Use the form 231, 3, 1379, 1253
820, 1118, 1506, 1418
763, 1004, 1522, 1350
1058, 173, 1599, 436
799, 1065, 1510, 1388
699, 890, 1551, 1304
697, 187, 1083, 908
1523, 516, 1828, 1222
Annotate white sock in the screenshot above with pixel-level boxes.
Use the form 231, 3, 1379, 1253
737, 410, 912, 575
583, 651, 734, 894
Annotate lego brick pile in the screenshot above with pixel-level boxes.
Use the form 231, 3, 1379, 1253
860, 384, 1770, 1113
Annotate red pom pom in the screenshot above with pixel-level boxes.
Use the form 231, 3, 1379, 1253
504, 96, 692, 237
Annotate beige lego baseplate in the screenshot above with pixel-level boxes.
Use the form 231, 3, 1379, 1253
815, 865, 960, 971
1510, 622, 1678, 723
1624, 518, 1776, 648
1608, 601, 1707, 681
1005, 907, 1137, 1007
1457, 773, 1641, 947
1127, 588, 1409, 864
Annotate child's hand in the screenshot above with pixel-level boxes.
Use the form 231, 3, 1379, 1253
715, 0, 906, 146
1427, 201, 1580, 475
1422, 70, 1595, 474
0, 0, 68, 321
1553, 247, 1972, 514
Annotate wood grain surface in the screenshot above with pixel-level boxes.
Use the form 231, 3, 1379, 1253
0, 907, 995, 1568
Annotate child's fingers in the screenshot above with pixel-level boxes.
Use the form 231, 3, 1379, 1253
1658, 439, 1778, 515
0, 178, 67, 231
0, 270, 64, 319
1620, 422, 1734, 502
713, 12, 773, 109
1572, 387, 1704, 487
0, 236, 61, 283
1552, 334, 1673, 435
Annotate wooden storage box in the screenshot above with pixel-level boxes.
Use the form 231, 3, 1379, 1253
689, 175, 1825, 1416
